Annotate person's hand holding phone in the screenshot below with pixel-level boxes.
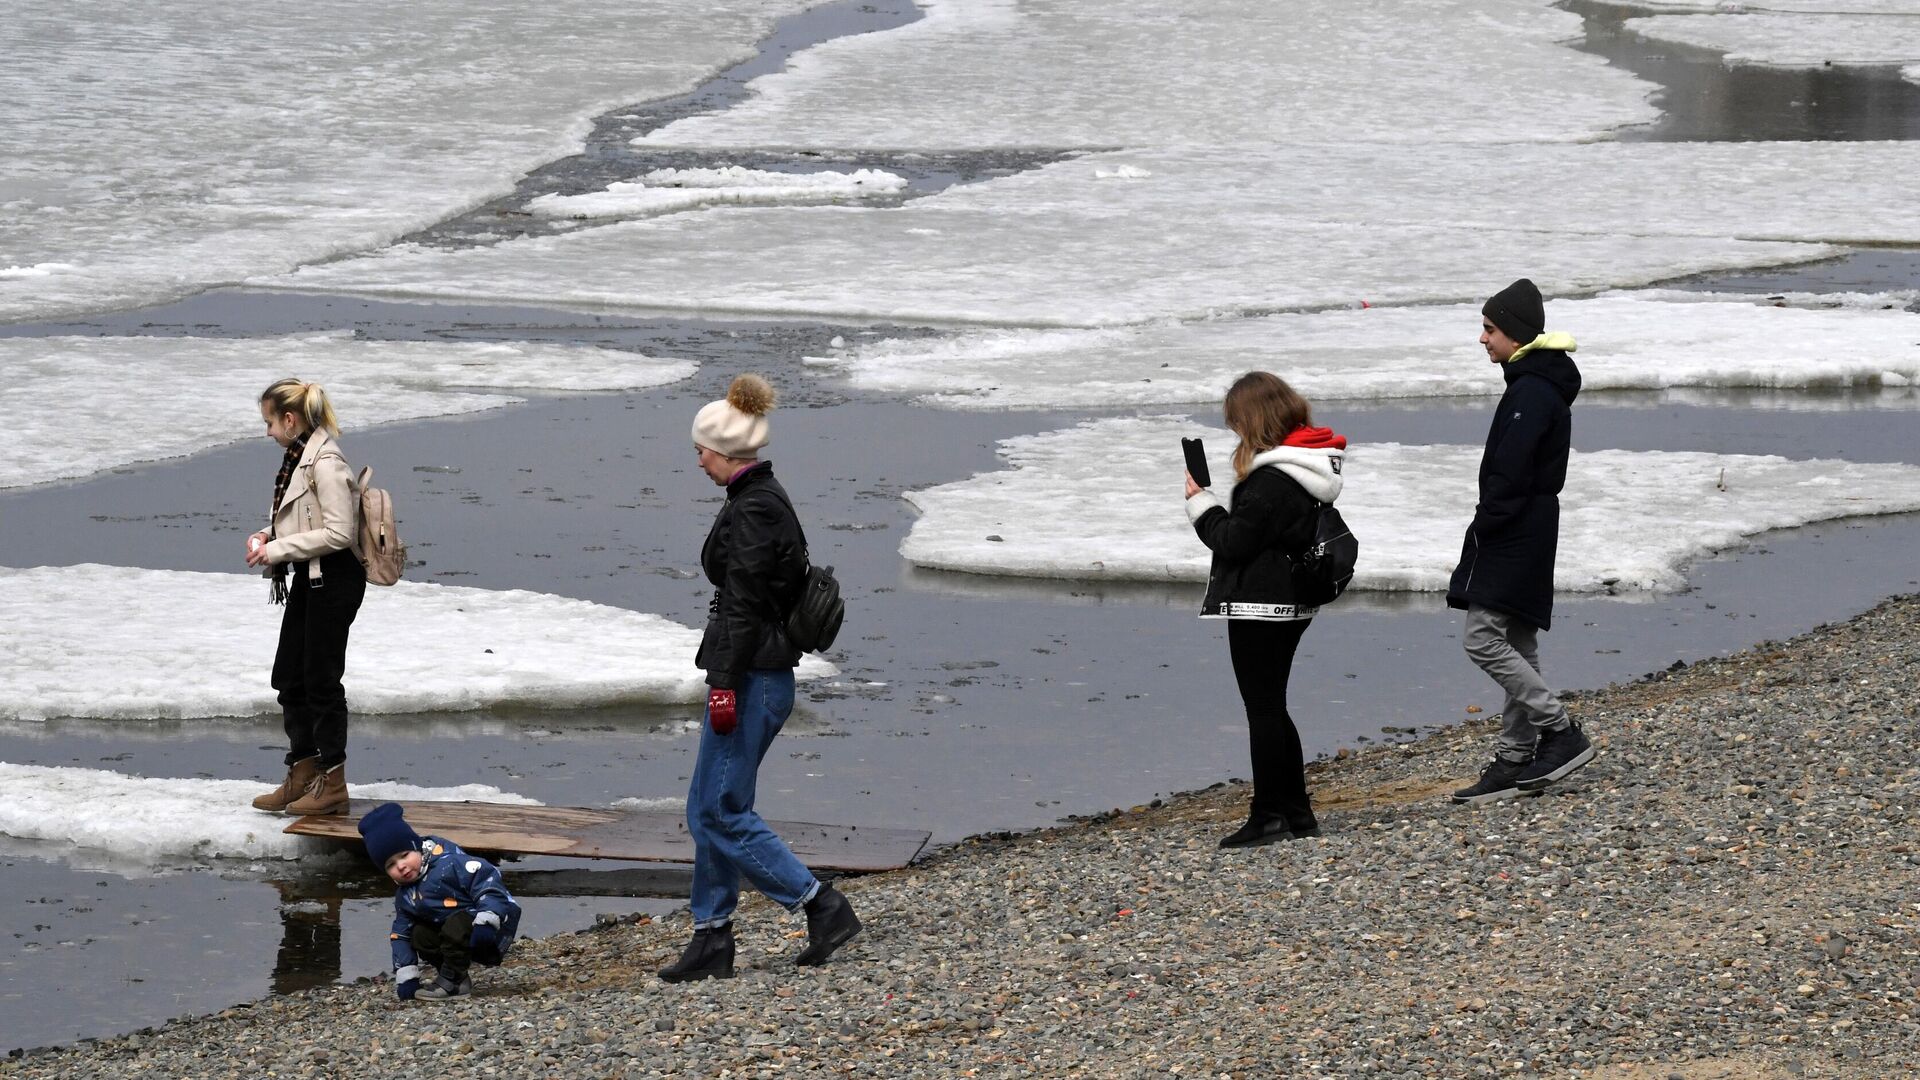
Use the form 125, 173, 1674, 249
1181, 437, 1210, 498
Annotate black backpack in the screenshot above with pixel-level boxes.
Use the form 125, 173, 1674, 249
761, 486, 845, 653
1290, 502, 1358, 607
785, 563, 844, 653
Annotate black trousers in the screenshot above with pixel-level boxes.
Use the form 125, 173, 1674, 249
272, 549, 366, 769
413, 910, 476, 984
1227, 618, 1315, 828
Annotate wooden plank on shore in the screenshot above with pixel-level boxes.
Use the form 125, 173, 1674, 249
285, 799, 929, 873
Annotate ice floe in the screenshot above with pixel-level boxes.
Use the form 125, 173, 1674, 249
0, 0, 808, 322
0, 334, 693, 489
273, 138, 1920, 327
0, 763, 536, 863
1626, 9, 1920, 74
642, 0, 1658, 147
1630, 2, 1920, 10
274, 131, 1920, 326
805, 294, 1920, 409
531, 167, 907, 221
0, 565, 834, 723
899, 417, 1920, 593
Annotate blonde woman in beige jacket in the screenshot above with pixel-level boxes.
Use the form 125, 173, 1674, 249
245, 379, 365, 816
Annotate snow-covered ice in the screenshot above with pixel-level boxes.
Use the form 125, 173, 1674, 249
0, 334, 694, 489
0, 763, 536, 863
271, 138, 1920, 326
641, 0, 1658, 148
805, 294, 1920, 409
900, 417, 1920, 592
0, 0, 808, 323
1630, 2, 1920, 10
0, 565, 834, 722
1627, 9, 1920, 74
531, 167, 907, 221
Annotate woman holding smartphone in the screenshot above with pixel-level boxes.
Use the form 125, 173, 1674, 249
1183, 371, 1348, 847
246, 379, 365, 817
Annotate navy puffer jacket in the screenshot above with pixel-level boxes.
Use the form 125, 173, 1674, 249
1446, 340, 1581, 631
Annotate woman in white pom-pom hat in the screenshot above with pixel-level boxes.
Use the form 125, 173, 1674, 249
659, 374, 862, 983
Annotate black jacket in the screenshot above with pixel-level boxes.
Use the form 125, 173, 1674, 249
1189, 446, 1345, 620
1446, 343, 1582, 631
695, 462, 805, 689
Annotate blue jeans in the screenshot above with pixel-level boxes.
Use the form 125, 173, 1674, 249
687, 669, 819, 928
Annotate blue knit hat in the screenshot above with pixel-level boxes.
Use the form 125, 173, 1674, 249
357, 802, 422, 868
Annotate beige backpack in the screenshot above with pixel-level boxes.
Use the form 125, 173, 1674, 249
351, 466, 405, 585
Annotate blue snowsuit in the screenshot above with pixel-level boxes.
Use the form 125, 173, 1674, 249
388, 835, 522, 984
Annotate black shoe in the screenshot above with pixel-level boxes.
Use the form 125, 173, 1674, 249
1452, 758, 1529, 805
1515, 723, 1594, 791
1218, 815, 1292, 848
658, 925, 736, 983
1288, 818, 1323, 839
795, 885, 861, 967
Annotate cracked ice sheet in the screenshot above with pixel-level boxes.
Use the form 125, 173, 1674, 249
0, 763, 536, 863
530, 167, 908, 222
806, 294, 1920, 409
641, 0, 1657, 149
1631, 1, 1920, 10
0, 0, 807, 323
270, 139, 1920, 327
1626, 10, 1920, 73
899, 417, 1920, 592
0, 334, 693, 490
0, 565, 835, 723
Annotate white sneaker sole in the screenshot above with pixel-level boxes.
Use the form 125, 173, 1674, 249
1515, 745, 1597, 792
1451, 785, 1520, 806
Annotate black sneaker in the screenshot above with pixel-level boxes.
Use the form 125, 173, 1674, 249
1514, 723, 1594, 792
1218, 815, 1292, 848
1452, 758, 1529, 805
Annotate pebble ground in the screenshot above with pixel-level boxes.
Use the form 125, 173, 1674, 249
8, 595, 1918, 1078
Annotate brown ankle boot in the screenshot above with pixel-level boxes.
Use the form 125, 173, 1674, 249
252, 757, 322, 813
285, 763, 349, 816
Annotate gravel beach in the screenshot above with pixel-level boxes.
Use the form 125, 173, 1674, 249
8, 594, 1917, 1078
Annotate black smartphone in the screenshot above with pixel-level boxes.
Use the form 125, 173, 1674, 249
1181, 437, 1211, 489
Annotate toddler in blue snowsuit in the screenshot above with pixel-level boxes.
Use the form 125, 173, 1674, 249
358, 802, 522, 1001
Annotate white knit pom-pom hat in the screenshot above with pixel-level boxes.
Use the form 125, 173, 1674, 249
692, 373, 776, 458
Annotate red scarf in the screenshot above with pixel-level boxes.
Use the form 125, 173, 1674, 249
1282, 425, 1348, 450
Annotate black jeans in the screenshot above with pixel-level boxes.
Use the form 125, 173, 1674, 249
413, 910, 476, 985
1227, 618, 1315, 828
272, 549, 366, 769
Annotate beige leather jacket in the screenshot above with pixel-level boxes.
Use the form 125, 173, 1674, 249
263, 429, 359, 580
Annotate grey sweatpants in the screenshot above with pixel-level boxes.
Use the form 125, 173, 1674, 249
1462, 604, 1569, 763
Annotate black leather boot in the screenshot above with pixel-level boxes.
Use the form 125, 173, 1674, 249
658, 925, 735, 983
794, 884, 861, 967
1219, 814, 1292, 848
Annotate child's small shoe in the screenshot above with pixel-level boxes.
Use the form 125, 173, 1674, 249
414, 975, 472, 1000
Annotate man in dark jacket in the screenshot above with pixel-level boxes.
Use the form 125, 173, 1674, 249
1448, 278, 1595, 805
